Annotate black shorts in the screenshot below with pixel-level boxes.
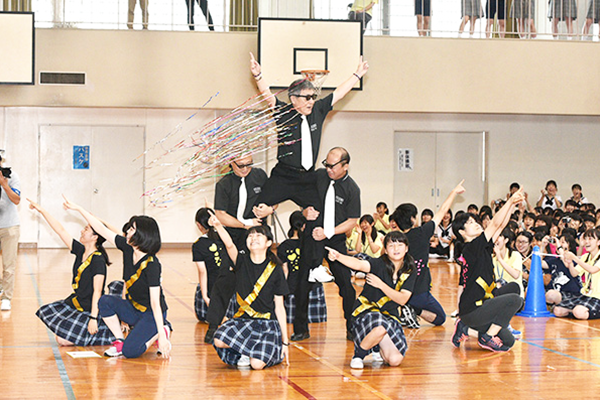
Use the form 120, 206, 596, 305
486, 0, 507, 19
415, 0, 431, 16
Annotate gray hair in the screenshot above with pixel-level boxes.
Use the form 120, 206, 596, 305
288, 79, 316, 98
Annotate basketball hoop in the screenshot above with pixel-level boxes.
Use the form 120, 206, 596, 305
300, 69, 330, 95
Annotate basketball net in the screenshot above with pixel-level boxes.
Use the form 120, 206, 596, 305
300, 70, 330, 95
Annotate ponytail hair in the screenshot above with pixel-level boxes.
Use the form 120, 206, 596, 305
91, 226, 111, 266
195, 207, 220, 241
287, 210, 306, 238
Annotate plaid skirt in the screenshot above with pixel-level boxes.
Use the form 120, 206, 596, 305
284, 284, 327, 324
352, 311, 407, 356
511, 0, 535, 18
107, 280, 124, 296
194, 284, 209, 322
36, 300, 115, 346
588, 0, 600, 22
462, 0, 483, 17
558, 292, 600, 319
213, 318, 283, 367
550, 0, 577, 19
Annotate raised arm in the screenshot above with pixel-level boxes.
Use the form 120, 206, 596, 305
432, 180, 466, 226
250, 52, 276, 109
566, 251, 600, 275
331, 56, 369, 106
209, 211, 238, 265
62, 195, 118, 246
484, 189, 524, 241
27, 198, 73, 249
326, 246, 371, 272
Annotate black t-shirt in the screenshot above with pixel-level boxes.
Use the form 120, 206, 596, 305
353, 257, 415, 319
116, 235, 168, 313
315, 169, 361, 239
214, 167, 268, 220
277, 238, 301, 293
274, 93, 334, 169
458, 233, 496, 316
234, 251, 288, 319
406, 220, 435, 295
546, 257, 582, 294
192, 236, 230, 294
64, 239, 107, 312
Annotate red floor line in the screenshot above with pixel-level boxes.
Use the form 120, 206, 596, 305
279, 376, 317, 400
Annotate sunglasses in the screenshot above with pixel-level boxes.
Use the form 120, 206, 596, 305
322, 159, 346, 169
233, 161, 254, 169
293, 94, 318, 101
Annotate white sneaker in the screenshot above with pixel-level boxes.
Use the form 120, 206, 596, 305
237, 354, 250, 368
308, 265, 334, 283
371, 351, 383, 363
1, 299, 11, 311
350, 357, 364, 369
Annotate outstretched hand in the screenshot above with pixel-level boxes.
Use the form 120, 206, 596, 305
356, 56, 369, 78
207, 210, 221, 228
27, 198, 43, 213
510, 188, 525, 205
453, 179, 466, 195
250, 52, 261, 76
325, 246, 340, 261
62, 194, 81, 212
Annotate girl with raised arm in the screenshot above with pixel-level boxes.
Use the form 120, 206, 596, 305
210, 212, 289, 370
451, 190, 525, 352
327, 231, 413, 369
29, 199, 114, 346
63, 197, 171, 359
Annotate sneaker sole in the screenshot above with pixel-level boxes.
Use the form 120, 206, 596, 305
451, 321, 468, 348
478, 342, 509, 353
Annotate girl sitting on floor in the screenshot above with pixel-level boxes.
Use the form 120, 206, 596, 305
30, 199, 114, 347
210, 212, 289, 370
327, 231, 413, 369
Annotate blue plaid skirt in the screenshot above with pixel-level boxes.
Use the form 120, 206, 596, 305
352, 311, 407, 356
213, 318, 284, 367
284, 284, 327, 324
36, 300, 115, 346
194, 284, 209, 322
558, 292, 600, 319
107, 280, 124, 296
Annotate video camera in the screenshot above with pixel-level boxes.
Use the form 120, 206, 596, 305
0, 166, 11, 179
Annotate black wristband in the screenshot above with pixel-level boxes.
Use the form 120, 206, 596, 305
353, 73, 361, 80
89, 315, 98, 320
282, 342, 289, 346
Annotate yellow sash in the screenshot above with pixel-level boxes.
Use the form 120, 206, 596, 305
72, 252, 102, 290
125, 256, 153, 312
475, 277, 496, 306
581, 252, 600, 296
234, 262, 277, 319
351, 274, 407, 323
71, 296, 84, 312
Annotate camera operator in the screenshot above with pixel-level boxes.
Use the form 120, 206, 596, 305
0, 154, 21, 311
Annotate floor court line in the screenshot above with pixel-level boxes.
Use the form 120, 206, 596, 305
24, 252, 76, 400
521, 339, 600, 368
279, 376, 317, 400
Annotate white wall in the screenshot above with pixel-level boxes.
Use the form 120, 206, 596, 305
6, 106, 599, 245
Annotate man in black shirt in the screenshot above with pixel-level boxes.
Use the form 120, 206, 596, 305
205, 154, 268, 343
293, 147, 361, 341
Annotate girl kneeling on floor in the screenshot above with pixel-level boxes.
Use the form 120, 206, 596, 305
327, 231, 413, 369
210, 213, 289, 370
64, 197, 171, 359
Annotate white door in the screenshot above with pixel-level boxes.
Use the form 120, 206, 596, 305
393, 131, 486, 214
38, 125, 145, 248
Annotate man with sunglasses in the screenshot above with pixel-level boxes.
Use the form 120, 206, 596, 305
204, 153, 268, 343
292, 147, 361, 341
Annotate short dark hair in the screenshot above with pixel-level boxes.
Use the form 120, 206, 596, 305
572, 183, 582, 191
288, 79, 316, 98
453, 212, 477, 242
376, 202, 389, 214
467, 204, 479, 212
510, 182, 521, 191
565, 199, 577, 208
421, 208, 434, 218
128, 215, 161, 255
546, 180, 557, 188
391, 203, 418, 231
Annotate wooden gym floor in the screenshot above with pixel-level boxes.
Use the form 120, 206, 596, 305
1, 248, 599, 399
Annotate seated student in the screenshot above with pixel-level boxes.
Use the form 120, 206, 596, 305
553, 228, 600, 320
346, 223, 360, 256
356, 214, 385, 259
430, 209, 454, 259
210, 215, 289, 370
327, 231, 412, 369
546, 233, 583, 308
373, 202, 391, 235
467, 204, 479, 215
279, 211, 327, 325
537, 180, 562, 211
452, 190, 525, 352
479, 209, 492, 229
421, 209, 434, 225
523, 212, 535, 232
63, 198, 171, 359
192, 208, 231, 323
29, 199, 114, 347
515, 231, 533, 287
583, 214, 597, 232
390, 180, 465, 328
492, 228, 524, 295
564, 199, 578, 213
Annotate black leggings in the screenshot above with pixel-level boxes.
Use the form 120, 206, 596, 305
460, 282, 523, 348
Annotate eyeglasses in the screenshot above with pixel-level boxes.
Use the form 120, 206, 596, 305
233, 161, 253, 169
292, 94, 318, 101
322, 159, 346, 169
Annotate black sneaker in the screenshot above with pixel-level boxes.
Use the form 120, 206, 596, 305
451, 319, 469, 348
346, 330, 354, 341
400, 305, 420, 329
478, 333, 510, 352
291, 331, 310, 342
204, 327, 216, 344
